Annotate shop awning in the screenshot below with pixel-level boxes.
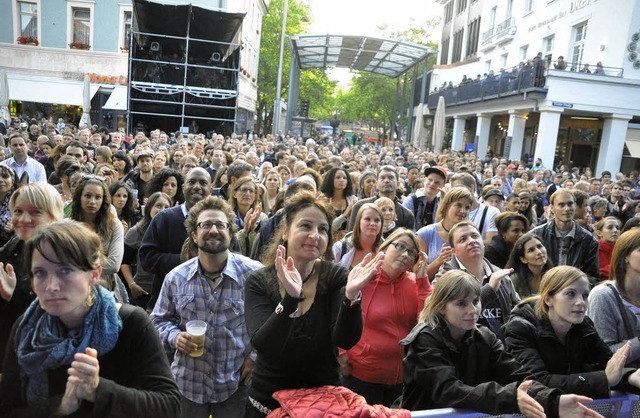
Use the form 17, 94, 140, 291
103, 86, 128, 110
7, 74, 99, 106
625, 140, 640, 158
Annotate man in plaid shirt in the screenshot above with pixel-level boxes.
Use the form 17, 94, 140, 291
151, 196, 262, 418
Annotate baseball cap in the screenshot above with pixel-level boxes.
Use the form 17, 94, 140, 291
424, 166, 448, 182
507, 164, 517, 170
483, 188, 505, 200
135, 149, 154, 161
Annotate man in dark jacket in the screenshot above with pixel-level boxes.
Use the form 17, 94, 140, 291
348, 165, 415, 230
531, 189, 600, 284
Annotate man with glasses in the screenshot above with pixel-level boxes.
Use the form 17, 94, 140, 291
141, 167, 212, 309
152, 196, 261, 418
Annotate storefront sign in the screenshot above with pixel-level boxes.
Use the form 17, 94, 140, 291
87, 72, 128, 85
552, 101, 574, 108
570, 0, 591, 13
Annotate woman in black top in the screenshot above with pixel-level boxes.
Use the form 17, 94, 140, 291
244, 191, 383, 417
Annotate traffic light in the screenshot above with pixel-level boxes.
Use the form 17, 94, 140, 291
299, 99, 310, 117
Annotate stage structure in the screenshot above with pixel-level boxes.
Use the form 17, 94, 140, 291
128, 0, 245, 136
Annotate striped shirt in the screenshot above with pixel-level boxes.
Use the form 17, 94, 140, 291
151, 251, 263, 404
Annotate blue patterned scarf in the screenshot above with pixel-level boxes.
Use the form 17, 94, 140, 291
14, 285, 123, 404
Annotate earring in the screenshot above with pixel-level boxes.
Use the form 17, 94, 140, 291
83, 289, 96, 308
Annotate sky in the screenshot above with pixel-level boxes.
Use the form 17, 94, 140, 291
306, 0, 443, 88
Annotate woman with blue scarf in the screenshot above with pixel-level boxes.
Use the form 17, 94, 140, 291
0, 220, 180, 417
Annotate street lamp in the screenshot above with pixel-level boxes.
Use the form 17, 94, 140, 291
272, 0, 289, 137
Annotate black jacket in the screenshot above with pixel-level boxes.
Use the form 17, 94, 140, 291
485, 234, 511, 269
434, 257, 520, 340
505, 301, 637, 399
400, 322, 561, 415
530, 220, 600, 284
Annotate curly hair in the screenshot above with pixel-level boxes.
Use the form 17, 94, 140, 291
146, 167, 185, 205
320, 167, 355, 198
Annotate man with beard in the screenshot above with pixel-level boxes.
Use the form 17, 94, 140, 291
141, 167, 211, 309
347, 165, 415, 230
123, 149, 155, 206
152, 196, 261, 418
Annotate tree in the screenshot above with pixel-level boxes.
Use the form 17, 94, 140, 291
338, 19, 440, 141
255, 0, 310, 135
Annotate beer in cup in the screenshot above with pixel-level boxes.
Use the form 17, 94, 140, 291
186, 320, 207, 358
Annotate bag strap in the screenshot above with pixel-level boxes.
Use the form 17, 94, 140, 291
478, 205, 489, 233
606, 283, 636, 339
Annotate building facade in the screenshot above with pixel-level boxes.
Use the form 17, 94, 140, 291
0, 0, 266, 134
425, 0, 640, 175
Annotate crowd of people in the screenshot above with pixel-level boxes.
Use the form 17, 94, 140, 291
1, 114, 640, 417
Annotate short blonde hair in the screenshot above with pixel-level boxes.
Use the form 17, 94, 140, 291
10, 182, 64, 222
418, 270, 480, 325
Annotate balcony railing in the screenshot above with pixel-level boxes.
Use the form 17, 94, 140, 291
481, 27, 494, 45
494, 17, 516, 43
427, 60, 624, 109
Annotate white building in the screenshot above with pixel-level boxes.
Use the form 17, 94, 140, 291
427, 0, 640, 175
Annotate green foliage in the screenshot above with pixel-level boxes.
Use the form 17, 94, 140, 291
255, 0, 311, 134
299, 69, 338, 121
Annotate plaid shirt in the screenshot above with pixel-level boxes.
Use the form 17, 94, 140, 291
151, 252, 263, 404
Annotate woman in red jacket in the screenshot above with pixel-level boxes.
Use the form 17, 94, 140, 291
340, 228, 431, 406
596, 216, 621, 281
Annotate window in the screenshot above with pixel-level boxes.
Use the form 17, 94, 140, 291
500, 53, 508, 68
489, 6, 497, 29
457, 0, 468, 14
543, 35, 554, 56
520, 45, 529, 61
119, 6, 133, 49
444, 2, 454, 23
72, 7, 90, 45
485, 59, 492, 73
571, 22, 588, 67
452, 29, 464, 63
524, 0, 534, 13
506, 0, 513, 19
466, 17, 481, 58
440, 37, 450, 65
17, 1, 38, 39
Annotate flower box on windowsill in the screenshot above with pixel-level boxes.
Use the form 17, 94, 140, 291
69, 42, 91, 50
120, 46, 129, 53
17, 36, 39, 46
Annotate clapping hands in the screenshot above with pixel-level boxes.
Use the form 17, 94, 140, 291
345, 252, 384, 300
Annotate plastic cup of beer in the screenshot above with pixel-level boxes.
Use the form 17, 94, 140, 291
186, 320, 207, 358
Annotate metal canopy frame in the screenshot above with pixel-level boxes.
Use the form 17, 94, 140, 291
290, 34, 433, 78
285, 34, 435, 139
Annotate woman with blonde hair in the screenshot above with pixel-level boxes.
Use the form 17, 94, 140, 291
416, 187, 475, 278
374, 196, 397, 238
0, 183, 64, 372
506, 265, 640, 399
400, 269, 602, 417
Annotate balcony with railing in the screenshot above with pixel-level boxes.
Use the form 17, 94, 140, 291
494, 17, 516, 44
480, 27, 495, 51
426, 60, 625, 110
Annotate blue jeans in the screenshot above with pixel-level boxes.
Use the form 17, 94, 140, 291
341, 374, 402, 407
180, 384, 248, 418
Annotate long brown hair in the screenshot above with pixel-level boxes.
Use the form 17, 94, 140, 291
260, 191, 334, 266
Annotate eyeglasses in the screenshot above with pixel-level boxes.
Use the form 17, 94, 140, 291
236, 187, 255, 195
197, 221, 229, 231
391, 242, 419, 259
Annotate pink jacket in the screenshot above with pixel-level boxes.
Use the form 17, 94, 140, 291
345, 269, 432, 385
267, 385, 411, 418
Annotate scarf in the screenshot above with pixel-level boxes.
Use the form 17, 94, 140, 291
15, 285, 123, 404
